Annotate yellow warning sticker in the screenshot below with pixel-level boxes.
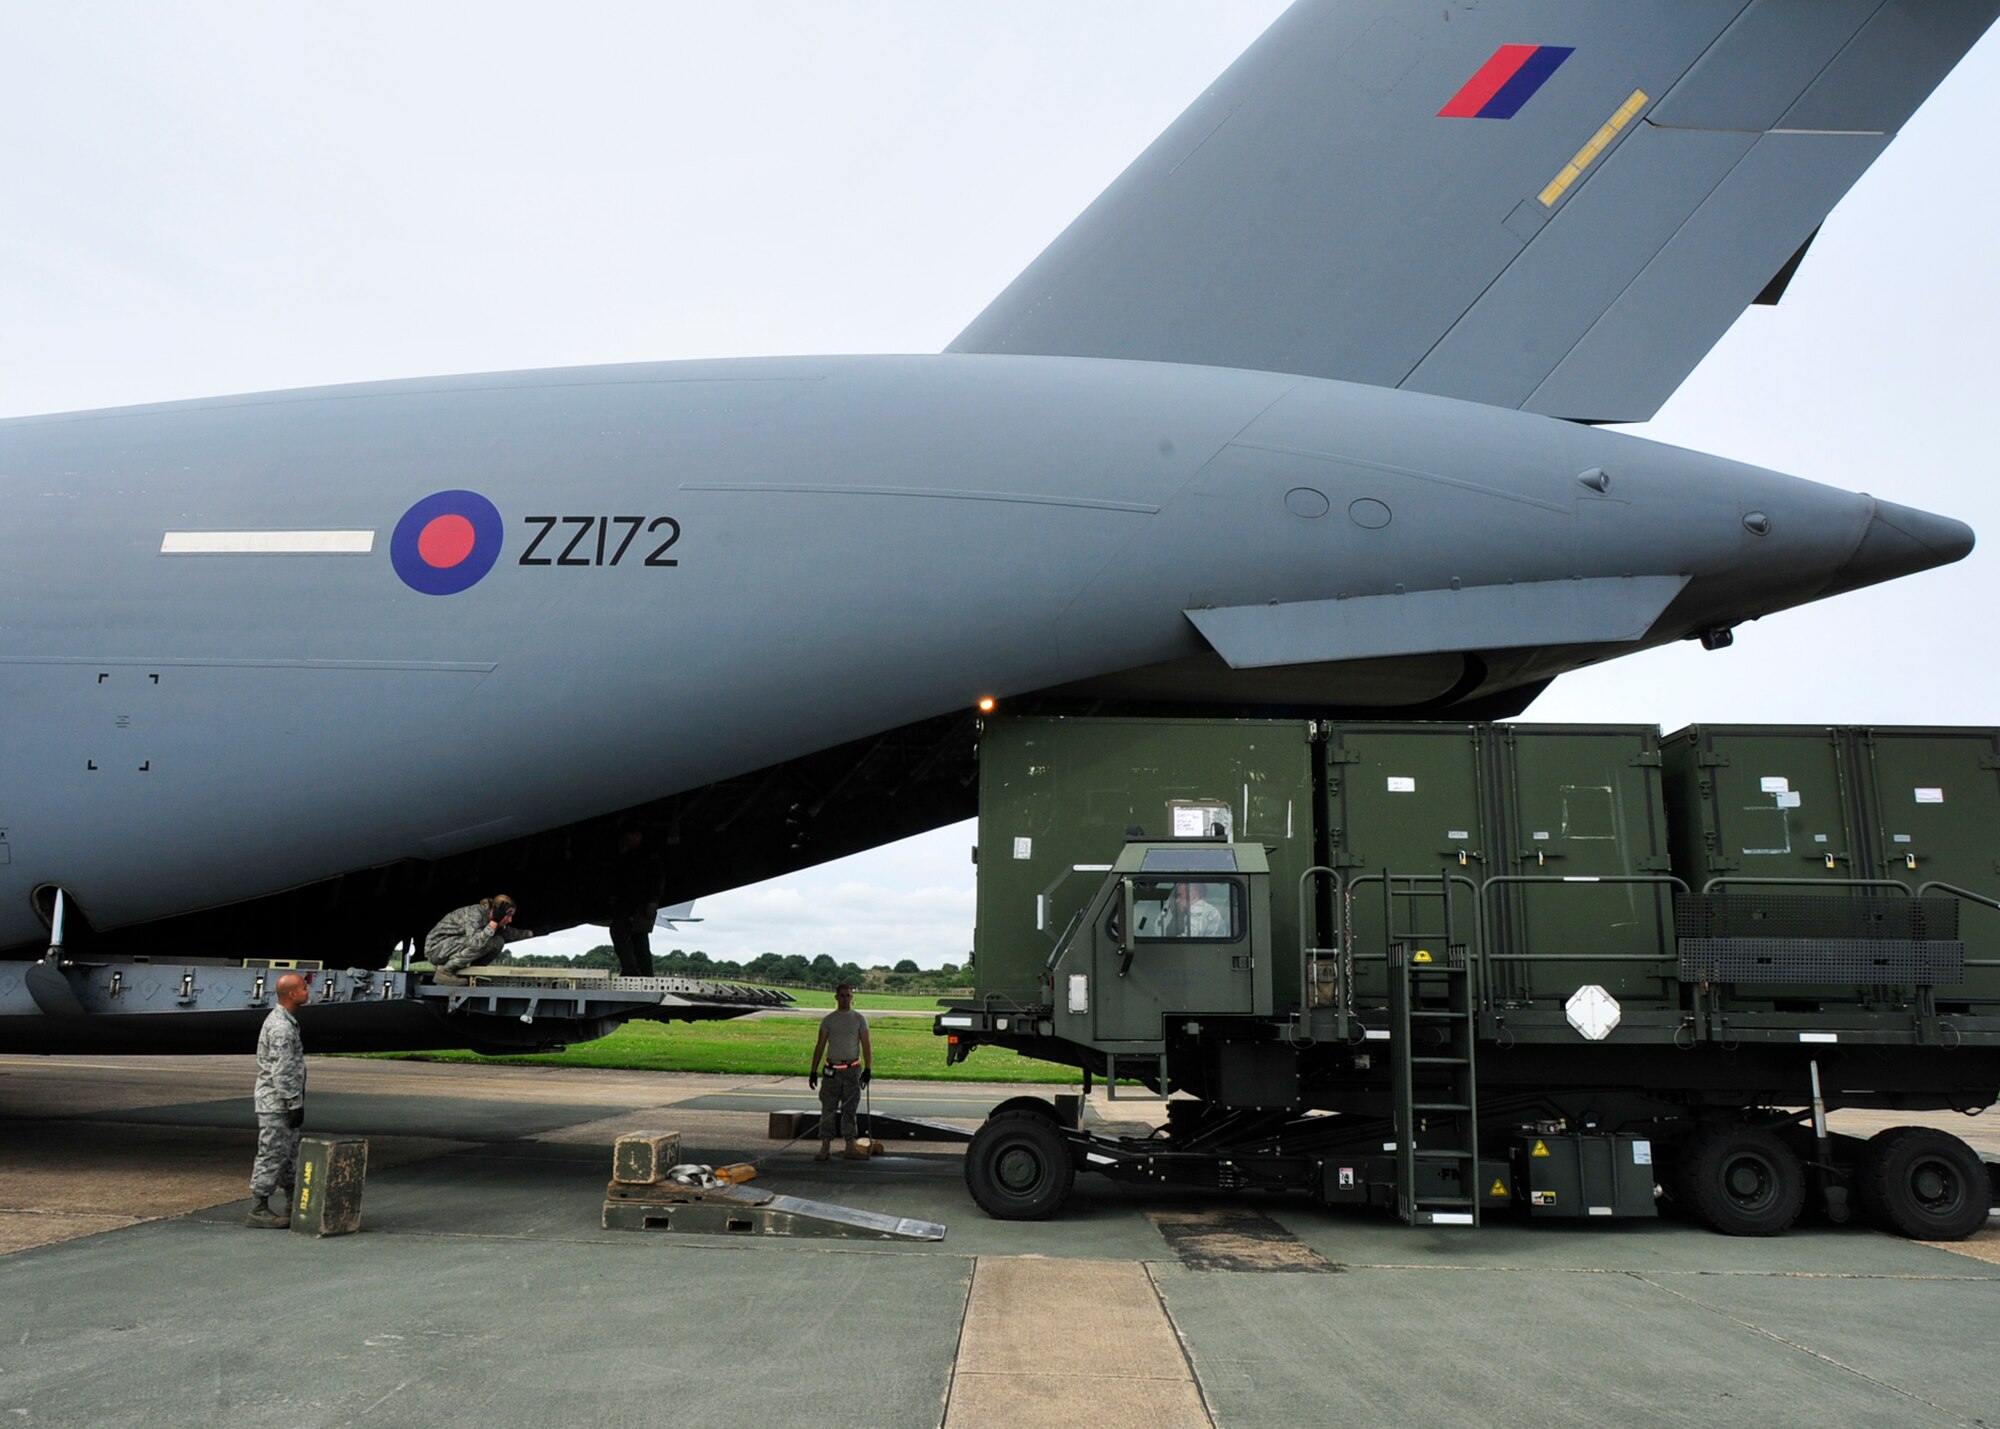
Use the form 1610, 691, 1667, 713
1531, 1139, 1551, 1157
1489, 1179, 1508, 1197
1412, 950, 1434, 964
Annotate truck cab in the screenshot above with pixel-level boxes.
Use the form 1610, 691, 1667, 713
1050, 839, 1274, 1054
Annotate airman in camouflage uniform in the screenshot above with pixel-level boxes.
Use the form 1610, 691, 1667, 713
425, 894, 534, 984
246, 972, 309, 1229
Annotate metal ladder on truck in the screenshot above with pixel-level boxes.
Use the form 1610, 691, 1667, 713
1383, 871, 1481, 1227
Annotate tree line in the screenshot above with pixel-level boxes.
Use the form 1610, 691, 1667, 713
497, 945, 971, 993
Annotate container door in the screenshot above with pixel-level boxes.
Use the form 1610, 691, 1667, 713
1323, 725, 1487, 1009
1664, 725, 1876, 1012
1858, 728, 2000, 1008
1497, 726, 1673, 1005
1670, 727, 1859, 888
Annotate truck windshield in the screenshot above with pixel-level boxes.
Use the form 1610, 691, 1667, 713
1129, 878, 1240, 942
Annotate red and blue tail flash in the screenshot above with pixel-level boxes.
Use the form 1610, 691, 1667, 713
1439, 44, 1574, 120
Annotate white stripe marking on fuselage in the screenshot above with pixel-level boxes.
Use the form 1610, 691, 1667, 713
161, 530, 376, 554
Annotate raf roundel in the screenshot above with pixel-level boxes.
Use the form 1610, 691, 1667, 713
390, 490, 505, 595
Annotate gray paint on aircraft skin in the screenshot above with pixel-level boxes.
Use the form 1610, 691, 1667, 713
0, 353, 1965, 947
952, 0, 2000, 424
2, 2, 1993, 966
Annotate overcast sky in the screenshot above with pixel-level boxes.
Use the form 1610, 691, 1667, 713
4, 5, 1995, 967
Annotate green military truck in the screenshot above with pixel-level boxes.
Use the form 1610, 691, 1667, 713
937, 717, 2000, 1238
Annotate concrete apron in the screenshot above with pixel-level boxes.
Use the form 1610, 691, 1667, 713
3, 1055, 1998, 1428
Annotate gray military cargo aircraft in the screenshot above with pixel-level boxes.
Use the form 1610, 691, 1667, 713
1, 3, 1991, 1009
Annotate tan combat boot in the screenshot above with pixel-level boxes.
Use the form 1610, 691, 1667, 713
814, 1141, 831, 1161
842, 1139, 868, 1160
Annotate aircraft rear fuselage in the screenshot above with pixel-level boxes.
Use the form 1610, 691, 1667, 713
0, 354, 1968, 948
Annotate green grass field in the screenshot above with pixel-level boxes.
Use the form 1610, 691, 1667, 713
757, 987, 961, 1012
374, 1012, 1082, 1084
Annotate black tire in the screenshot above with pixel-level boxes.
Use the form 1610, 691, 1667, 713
1687, 1124, 1804, 1237
986, 1095, 1065, 1127
965, 1111, 1075, 1220
1860, 1127, 1991, 1242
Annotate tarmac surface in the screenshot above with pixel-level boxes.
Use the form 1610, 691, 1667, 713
2, 1053, 1997, 1428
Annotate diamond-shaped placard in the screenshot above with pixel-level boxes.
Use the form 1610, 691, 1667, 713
1565, 984, 1621, 1041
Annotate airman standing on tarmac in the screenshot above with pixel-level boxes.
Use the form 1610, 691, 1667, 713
808, 984, 873, 1162
246, 972, 309, 1229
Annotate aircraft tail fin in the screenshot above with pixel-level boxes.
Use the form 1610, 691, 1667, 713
949, 0, 1999, 422
654, 900, 702, 930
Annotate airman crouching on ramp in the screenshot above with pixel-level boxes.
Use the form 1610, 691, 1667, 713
424, 894, 535, 985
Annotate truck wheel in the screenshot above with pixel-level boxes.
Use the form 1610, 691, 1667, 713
965, 1111, 1075, 1220
986, 1095, 1065, 1127
1688, 1124, 1803, 1237
1860, 1127, 1990, 1241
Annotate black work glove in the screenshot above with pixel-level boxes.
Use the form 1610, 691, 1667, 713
807, 1071, 819, 1091
287, 1106, 305, 1129
860, 1069, 872, 1087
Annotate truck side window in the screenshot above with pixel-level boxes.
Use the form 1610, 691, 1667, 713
1129, 879, 1240, 942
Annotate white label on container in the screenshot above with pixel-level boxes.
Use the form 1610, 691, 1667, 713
1013, 837, 1032, 860
1799, 1032, 1838, 1044
1776, 791, 1801, 809
1532, 831, 1551, 842
1761, 776, 1790, 793
1448, 830, 1470, 841
1632, 1139, 1653, 1166
1814, 834, 1829, 843
1916, 787, 1944, 804
1893, 834, 1912, 844
1387, 776, 1416, 793
1171, 806, 1207, 837
1339, 1167, 1356, 1187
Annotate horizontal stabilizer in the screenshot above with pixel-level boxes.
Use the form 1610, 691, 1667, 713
952, 0, 1999, 422
654, 900, 702, 929
1185, 575, 1689, 670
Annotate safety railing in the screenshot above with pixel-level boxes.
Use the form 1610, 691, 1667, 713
1296, 867, 1482, 1041
1916, 881, 2000, 970
1295, 865, 1345, 1039
1700, 876, 1911, 896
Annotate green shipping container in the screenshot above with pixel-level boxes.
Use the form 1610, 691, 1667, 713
973, 717, 1316, 1011
1851, 728, 2000, 1009
1486, 725, 1676, 1011
1662, 727, 1862, 890
1320, 723, 1489, 1010
1322, 723, 1674, 1017
1663, 726, 2000, 1014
